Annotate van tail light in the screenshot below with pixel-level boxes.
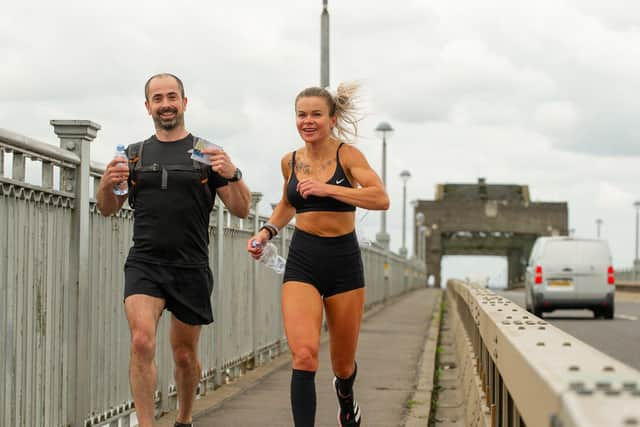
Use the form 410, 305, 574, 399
534, 265, 543, 284
607, 266, 615, 285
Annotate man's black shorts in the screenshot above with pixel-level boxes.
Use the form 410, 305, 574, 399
124, 260, 214, 325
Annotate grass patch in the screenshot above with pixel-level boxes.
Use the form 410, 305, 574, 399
428, 298, 447, 427
406, 399, 418, 409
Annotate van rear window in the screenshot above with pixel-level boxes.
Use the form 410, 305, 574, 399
543, 241, 609, 264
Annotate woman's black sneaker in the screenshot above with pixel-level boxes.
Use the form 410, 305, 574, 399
333, 377, 361, 426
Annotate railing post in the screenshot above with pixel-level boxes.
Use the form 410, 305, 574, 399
12, 152, 25, 182
278, 226, 287, 349
250, 192, 262, 363
50, 120, 101, 426
384, 251, 391, 301
214, 200, 225, 387
229, 210, 241, 228
279, 225, 287, 256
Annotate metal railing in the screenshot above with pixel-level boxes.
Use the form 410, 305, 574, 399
0, 123, 426, 427
446, 279, 640, 427
615, 268, 640, 283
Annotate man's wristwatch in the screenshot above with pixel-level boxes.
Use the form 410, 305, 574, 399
228, 168, 242, 182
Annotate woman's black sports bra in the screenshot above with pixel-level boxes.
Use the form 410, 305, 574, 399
286, 143, 356, 213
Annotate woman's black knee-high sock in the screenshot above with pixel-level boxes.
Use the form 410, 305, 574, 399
335, 361, 357, 397
291, 369, 316, 427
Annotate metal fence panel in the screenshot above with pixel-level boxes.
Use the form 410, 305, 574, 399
1, 181, 75, 427
87, 207, 134, 417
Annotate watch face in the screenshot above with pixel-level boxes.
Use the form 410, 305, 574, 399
230, 168, 242, 182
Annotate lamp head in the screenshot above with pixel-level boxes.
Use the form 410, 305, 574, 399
375, 121, 394, 139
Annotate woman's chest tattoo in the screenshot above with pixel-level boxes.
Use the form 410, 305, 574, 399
294, 158, 335, 177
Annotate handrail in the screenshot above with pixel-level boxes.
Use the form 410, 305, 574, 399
447, 279, 640, 427
0, 127, 80, 166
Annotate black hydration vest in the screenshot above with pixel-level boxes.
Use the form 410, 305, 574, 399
125, 136, 211, 209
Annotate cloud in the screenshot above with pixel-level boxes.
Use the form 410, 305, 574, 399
533, 101, 578, 135
597, 182, 634, 210
2, 0, 640, 271
568, 0, 640, 31
374, 39, 556, 125
333, 0, 640, 157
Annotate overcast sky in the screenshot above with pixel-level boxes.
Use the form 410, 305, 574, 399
2, 0, 639, 284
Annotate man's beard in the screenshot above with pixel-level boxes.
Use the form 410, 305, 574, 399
153, 108, 184, 130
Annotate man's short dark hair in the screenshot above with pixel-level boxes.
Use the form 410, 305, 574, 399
144, 73, 185, 100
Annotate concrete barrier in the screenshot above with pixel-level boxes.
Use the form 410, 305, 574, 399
446, 279, 640, 427
616, 281, 640, 292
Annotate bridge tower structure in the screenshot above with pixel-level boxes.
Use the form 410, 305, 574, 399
413, 178, 568, 288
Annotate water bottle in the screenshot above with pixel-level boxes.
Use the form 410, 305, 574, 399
113, 144, 128, 196
252, 240, 286, 274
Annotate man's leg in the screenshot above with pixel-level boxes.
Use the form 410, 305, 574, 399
124, 294, 165, 427
170, 315, 203, 424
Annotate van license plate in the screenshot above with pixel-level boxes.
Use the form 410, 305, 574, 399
549, 280, 572, 287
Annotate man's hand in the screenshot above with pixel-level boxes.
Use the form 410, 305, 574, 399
202, 147, 236, 179
96, 157, 129, 216
103, 158, 129, 188
208, 146, 250, 218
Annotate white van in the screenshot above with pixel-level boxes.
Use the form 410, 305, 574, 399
524, 237, 615, 319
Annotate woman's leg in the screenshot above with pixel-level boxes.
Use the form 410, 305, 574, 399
325, 287, 365, 426
325, 287, 364, 376
282, 281, 324, 427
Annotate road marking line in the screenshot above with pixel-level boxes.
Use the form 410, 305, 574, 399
615, 314, 638, 321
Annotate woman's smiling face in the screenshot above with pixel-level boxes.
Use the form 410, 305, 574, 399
295, 96, 337, 144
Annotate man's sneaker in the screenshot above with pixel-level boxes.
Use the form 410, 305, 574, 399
333, 377, 361, 426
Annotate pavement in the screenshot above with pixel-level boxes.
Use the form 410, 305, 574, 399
157, 286, 442, 427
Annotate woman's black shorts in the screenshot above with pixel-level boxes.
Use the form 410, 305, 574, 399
124, 260, 214, 325
283, 228, 365, 297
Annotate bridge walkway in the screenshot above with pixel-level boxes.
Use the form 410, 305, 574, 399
156, 287, 441, 427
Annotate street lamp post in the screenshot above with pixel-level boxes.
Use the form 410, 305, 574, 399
399, 170, 411, 258
375, 122, 394, 250
415, 212, 425, 261
320, 0, 330, 88
419, 226, 427, 263
634, 202, 640, 280
595, 218, 603, 238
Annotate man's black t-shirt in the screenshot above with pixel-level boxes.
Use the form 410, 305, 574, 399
126, 134, 228, 267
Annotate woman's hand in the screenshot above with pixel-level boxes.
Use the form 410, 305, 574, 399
296, 178, 330, 199
247, 229, 271, 260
